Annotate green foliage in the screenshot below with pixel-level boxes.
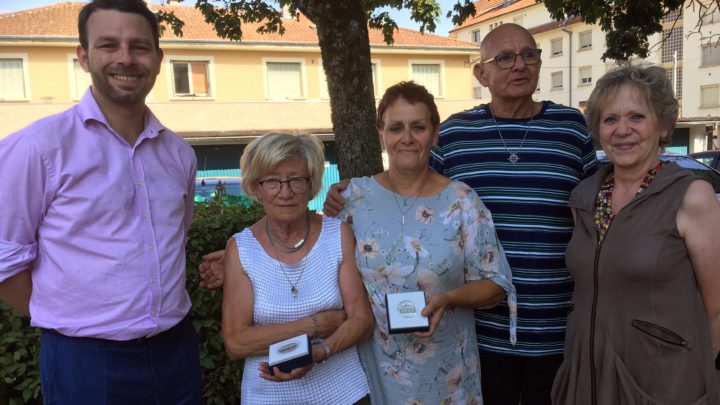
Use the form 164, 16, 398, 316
155, 0, 480, 179
0, 188, 264, 404
0, 307, 41, 405
544, 0, 686, 60
158, 0, 477, 44
186, 191, 264, 404
156, 9, 185, 37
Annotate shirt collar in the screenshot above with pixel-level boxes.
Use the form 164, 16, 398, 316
77, 88, 167, 142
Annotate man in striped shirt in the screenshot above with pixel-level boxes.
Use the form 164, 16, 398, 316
429, 23, 597, 405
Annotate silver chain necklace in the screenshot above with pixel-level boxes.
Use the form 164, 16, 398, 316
487, 104, 535, 164
266, 217, 309, 298
265, 210, 310, 253
385, 171, 430, 225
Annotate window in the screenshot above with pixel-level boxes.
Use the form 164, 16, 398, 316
662, 8, 682, 23
701, 85, 720, 108
370, 62, 380, 98
666, 66, 683, 99
700, 4, 720, 24
68, 56, 92, 100
551, 71, 563, 89
513, 15, 524, 26
472, 30, 482, 44
168, 57, 213, 97
579, 66, 592, 85
0, 54, 29, 101
472, 74, 482, 99
410, 61, 443, 97
551, 38, 563, 56
489, 21, 503, 31
579, 30, 592, 50
661, 28, 683, 63
320, 65, 329, 99
702, 44, 720, 66
264, 59, 305, 99
694, 155, 715, 166
321, 60, 379, 99
370, 62, 379, 97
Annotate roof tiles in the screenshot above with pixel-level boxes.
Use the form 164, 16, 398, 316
450, 0, 538, 32
0, 2, 476, 49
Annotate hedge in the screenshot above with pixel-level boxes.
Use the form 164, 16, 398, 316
0, 190, 264, 404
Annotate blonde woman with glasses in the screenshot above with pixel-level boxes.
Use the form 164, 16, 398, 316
221, 133, 373, 404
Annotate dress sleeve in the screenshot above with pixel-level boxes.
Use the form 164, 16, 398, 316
336, 178, 359, 226
461, 185, 517, 345
0, 134, 53, 281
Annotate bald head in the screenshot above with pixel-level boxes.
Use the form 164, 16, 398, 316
473, 22, 541, 106
480, 23, 536, 61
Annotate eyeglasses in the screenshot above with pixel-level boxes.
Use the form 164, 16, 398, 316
258, 177, 310, 194
481, 48, 542, 69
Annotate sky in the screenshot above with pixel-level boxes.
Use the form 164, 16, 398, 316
0, 0, 460, 37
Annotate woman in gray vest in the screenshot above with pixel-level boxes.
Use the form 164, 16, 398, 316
553, 65, 720, 404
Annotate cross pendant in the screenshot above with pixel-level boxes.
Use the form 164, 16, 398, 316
508, 153, 520, 164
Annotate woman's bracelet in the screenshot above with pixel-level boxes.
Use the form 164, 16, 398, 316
309, 314, 319, 338
318, 341, 332, 364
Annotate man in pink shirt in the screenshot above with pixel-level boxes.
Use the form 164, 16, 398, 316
0, 0, 202, 403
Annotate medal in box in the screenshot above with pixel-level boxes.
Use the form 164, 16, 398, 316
386, 291, 430, 334
268, 334, 312, 375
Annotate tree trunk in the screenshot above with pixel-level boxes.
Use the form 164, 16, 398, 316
297, 0, 383, 179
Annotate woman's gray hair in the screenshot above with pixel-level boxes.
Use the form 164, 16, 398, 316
240, 133, 325, 200
585, 64, 678, 148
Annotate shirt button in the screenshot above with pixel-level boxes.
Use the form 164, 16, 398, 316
136, 181, 143, 187
142, 212, 148, 220
148, 244, 155, 252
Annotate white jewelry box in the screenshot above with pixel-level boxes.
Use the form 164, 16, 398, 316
386, 291, 430, 334
268, 333, 312, 375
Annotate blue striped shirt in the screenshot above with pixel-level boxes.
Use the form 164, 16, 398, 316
430, 101, 597, 356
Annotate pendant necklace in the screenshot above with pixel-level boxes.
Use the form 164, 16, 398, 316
487, 104, 534, 164
385, 171, 430, 225
266, 217, 309, 298
265, 210, 310, 253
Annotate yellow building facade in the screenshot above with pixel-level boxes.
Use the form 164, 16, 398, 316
0, 3, 481, 143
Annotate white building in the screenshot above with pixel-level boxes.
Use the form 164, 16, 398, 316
451, 0, 720, 153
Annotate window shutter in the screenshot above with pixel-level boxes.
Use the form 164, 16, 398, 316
411, 64, 440, 96
0, 59, 26, 99
267, 62, 302, 99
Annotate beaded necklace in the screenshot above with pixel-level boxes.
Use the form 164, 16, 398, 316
594, 161, 665, 242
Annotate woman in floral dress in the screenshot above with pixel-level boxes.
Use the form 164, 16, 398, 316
338, 81, 516, 404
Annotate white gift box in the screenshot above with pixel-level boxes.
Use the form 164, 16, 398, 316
386, 291, 430, 334
268, 334, 312, 375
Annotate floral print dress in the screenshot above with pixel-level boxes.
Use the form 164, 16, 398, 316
339, 177, 516, 405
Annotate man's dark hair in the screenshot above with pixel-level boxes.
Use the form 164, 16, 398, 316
78, 0, 160, 50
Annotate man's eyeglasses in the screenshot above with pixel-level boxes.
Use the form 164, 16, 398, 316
481, 48, 542, 70
258, 177, 310, 194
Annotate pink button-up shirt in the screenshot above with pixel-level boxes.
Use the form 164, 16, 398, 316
0, 90, 196, 340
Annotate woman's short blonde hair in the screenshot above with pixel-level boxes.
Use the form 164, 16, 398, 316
240, 133, 325, 200
585, 64, 678, 148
